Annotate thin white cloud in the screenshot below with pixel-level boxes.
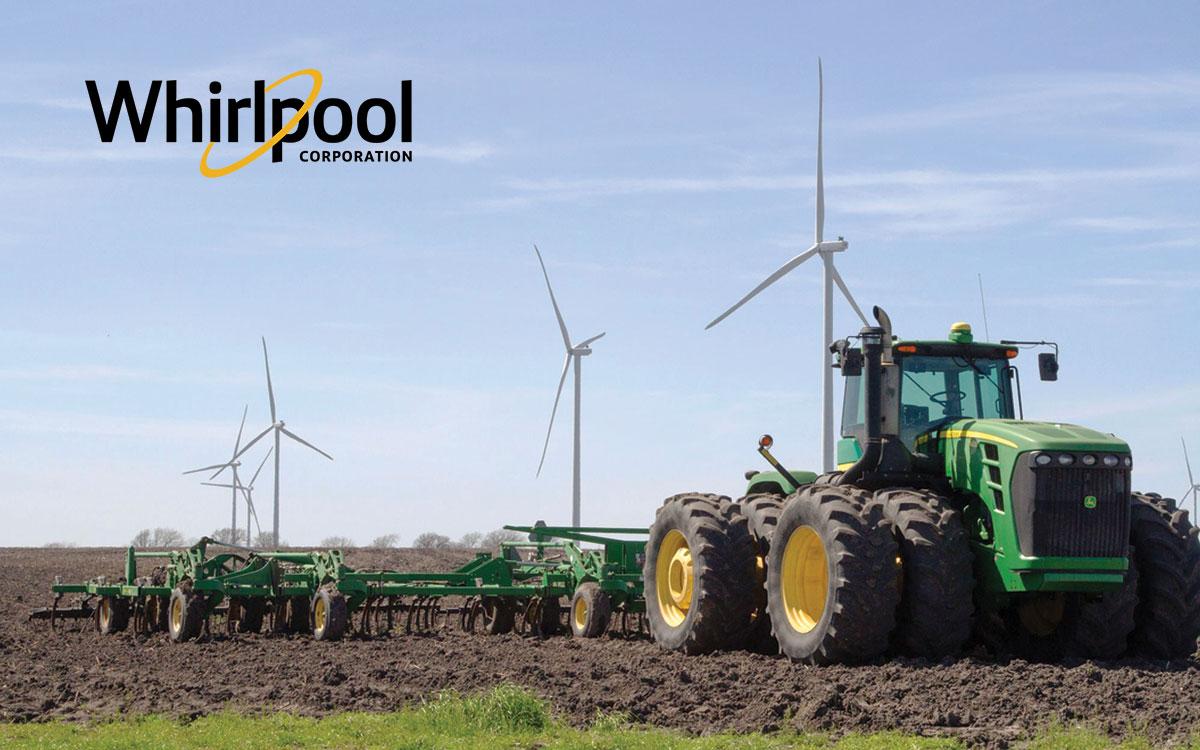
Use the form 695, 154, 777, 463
421, 141, 495, 163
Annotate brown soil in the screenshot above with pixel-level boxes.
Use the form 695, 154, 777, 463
3, 547, 1198, 747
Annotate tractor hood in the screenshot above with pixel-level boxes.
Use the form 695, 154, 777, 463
919, 419, 1130, 454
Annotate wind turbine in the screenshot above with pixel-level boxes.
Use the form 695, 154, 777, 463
533, 245, 605, 528
231, 338, 333, 547
1183, 438, 1199, 518
183, 405, 250, 544
705, 59, 868, 473
202, 448, 271, 546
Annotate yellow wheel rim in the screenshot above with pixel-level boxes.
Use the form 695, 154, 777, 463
655, 529, 693, 628
780, 525, 829, 634
573, 596, 588, 631
170, 596, 183, 632
314, 596, 326, 634
1018, 595, 1065, 637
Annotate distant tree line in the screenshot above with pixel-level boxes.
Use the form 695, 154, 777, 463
48, 527, 527, 551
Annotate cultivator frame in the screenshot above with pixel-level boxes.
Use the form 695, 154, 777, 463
31, 524, 648, 642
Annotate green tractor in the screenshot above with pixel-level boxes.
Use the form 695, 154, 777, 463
644, 308, 1200, 662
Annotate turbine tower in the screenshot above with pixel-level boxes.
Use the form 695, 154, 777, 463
203, 448, 271, 546
183, 405, 249, 543
232, 338, 333, 547
705, 59, 867, 473
534, 244, 605, 528
1183, 438, 1199, 518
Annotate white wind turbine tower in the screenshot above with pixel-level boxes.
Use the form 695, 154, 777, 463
534, 245, 605, 528
232, 338, 333, 547
202, 448, 271, 546
705, 59, 868, 473
1183, 438, 1200, 518
183, 405, 250, 544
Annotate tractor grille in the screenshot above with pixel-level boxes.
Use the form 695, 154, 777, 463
1011, 455, 1130, 558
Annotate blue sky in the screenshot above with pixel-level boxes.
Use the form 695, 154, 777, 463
1, 2, 1197, 545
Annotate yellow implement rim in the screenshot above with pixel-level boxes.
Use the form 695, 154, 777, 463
573, 595, 588, 631
314, 595, 327, 634
780, 525, 829, 634
170, 595, 183, 633
655, 529, 693, 628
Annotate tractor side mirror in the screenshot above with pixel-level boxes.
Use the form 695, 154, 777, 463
1038, 352, 1059, 381
831, 339, 863, 376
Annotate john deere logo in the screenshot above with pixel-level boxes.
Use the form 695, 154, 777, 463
85, 71, 413, 177
1083, 495, 1098, 509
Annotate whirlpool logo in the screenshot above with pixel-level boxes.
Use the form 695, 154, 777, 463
85, 70, 413, 177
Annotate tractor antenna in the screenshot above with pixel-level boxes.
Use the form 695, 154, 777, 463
977, 273, 991, 342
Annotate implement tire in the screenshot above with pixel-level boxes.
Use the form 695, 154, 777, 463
644, 493, 757, 654
738, 492, 784, 653
874, 488, 974, 658
767, 484, 899, 664
481, 597, 515, 635
570, 582, 612, 638
168, 586, 204, 643
236, 597, 264, 634
97, 596, 130, 635
312, 589, 348, 641
1129, 492, 1200, 658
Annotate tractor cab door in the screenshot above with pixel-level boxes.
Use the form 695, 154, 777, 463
896, 354, 1015, 450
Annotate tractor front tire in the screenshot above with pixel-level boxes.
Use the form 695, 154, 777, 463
1129, 492, 1200, 658
766, 484, 899, 664
570, 582, 612, 638
644, 493, 757, 654
874, 488, 974, 658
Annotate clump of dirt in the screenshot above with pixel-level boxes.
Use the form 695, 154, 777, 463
3, 547, 1199, 748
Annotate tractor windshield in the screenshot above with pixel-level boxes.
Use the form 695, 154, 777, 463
896, 354, 1014, 446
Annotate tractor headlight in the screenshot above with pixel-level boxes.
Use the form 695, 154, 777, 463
1034, 453, 1053, 467
1103, 455, 1120, 468
1081, 454, 1097, 466
1123, 456, 1133, 468
1057, 454, 1075, 466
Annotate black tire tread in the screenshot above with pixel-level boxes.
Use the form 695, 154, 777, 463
1129, 491, 1200, 658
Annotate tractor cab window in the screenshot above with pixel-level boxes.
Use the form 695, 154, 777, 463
898, 354, 1014, 446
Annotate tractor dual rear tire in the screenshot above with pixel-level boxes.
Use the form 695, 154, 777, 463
766, 484, 899, 664
873, 488, 974, 659
570, 582, 612, 638
738, 492, 785, 653
1129, 492, 1200, 659
644, 493, 757, 654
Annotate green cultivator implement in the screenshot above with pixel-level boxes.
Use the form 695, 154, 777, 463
32, 525, 647, 641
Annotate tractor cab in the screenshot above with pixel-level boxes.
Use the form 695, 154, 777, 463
837, 322, 1024, 467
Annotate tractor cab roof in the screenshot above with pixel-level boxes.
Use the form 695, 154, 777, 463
893, 322, 1018, 361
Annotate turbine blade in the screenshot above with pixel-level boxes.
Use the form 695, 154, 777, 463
244, 492, 262, 536
534, 245, 572, 351
577, 332, 606, 348
233, 404, 248, 455
705, 245, 820, 330
184, 462, 231, 476
536, 353, 571, 477
816, 57, 824, 245
262, 337, 277, 423
248, 447, 272, 487
280, 426, 333, 461
201, 482, 238, 488
231, 425, 273, 463
1184, 438, 1195, 488
1182, 486, 1195, 502
830, 264, 868, 326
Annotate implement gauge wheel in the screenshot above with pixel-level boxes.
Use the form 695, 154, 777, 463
168, 586, 205, 643
644, 493, 757, 654
766, 484, 899, 664
236, 597, 265, 634
311, 589, 348, 641
481, 597, 515, 635
97, 596, 129, 635
570, 582, 611, 638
